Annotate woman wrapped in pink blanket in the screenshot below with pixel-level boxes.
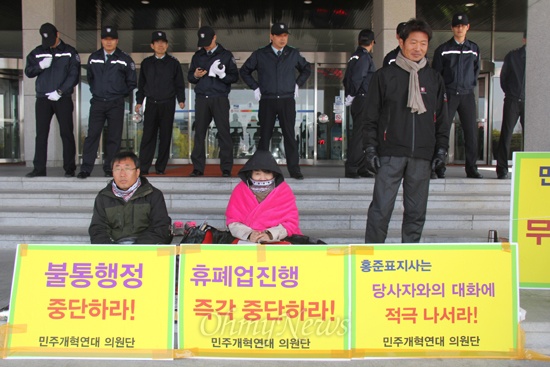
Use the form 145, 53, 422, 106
225, 149, 301, 243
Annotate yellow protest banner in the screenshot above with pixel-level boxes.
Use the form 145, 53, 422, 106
352, 244, 519, 358
177, 245, 350, 358
5, 244, 176, 359
511, 152, 550, 288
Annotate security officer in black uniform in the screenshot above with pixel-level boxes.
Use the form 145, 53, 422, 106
188, 26, 239, 177
135, 31, 185, 175
78, 26, 137, 178
496, 32, 526, 179
24, 23, 80, 178
240, 23, 311, 180
343, 29, 376, 178
382, 22, 407, 67
433, 13, 481, 178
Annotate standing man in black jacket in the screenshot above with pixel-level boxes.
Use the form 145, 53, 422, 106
496, 32, 526, 179
24, 23, 80, 178
188, 26, 239, 177
78, 26, 137, 179
343, 29, 376, 178
135, 31, 185, 175
364, 19, 450, 243
240, 23, 311, 180
432, 13, 481, 179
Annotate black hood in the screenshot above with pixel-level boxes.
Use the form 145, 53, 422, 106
238, 149, 284, 186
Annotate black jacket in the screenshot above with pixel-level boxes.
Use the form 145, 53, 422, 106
382, 46, 401, 67
188, 43, 239, 98
500, 45, 526, 100
343, 46, 376, 97
24, 40, 80, 98
87, 47, 137, 101
364, 62, 450, 161
89, 177, 172, 244
240, 44, 311, 99
432, 37, 480, 94
136, 53, 185, 104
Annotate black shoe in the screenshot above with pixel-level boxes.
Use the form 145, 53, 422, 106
155, 170, 165, 175
436, 171, 446, 179
345, 172, 360, 179
25, 170, 46, 178
64, 170, 75, 178
104, 170, 113, 177
77, 171, 90, 179
497, 173, 509, 179
466, 171, 483, 179
189, 169, 203, 177
222, 170, 231, 177
290, 172, 304, 180
430, 171, 437, 179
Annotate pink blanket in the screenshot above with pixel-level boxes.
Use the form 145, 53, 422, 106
225, 181, 301, 235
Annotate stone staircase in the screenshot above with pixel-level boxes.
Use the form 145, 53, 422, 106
0, 175, 512, 247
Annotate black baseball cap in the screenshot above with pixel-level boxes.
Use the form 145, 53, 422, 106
358, 29, 375, 45
197, 26, 215, 47
152, 30, 168, 43
396, 22, 407, 36
271, 22, 290, 35
39, 23, 58, 48
101, 26, 118, 39
452, 13, 469, 27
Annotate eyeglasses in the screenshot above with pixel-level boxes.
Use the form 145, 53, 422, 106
112, 167, 137, 173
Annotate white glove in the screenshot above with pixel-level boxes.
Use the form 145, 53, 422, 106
295, 84, 299, 98
39, 57, 53, 69
345, 95, 355, 106
46, 91, 61, 101
254, 88, 261, 101
209, 60, 226, 79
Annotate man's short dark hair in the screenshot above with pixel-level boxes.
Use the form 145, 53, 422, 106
400, 18, 432, 42
358, 29, 375, 47
112, 151, 140, 169
396, 22, 407, 37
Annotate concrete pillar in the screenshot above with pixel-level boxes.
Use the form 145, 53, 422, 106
22, 0, 77, 169
372, 0, 415, 68
525, 1, 550, 151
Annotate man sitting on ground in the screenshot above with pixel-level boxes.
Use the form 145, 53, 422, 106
89, 151, 172, 244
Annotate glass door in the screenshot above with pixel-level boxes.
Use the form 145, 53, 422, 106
315, 64, 347, 162
0, 74, 21, 162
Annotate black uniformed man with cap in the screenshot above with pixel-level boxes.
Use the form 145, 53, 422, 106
188, 26, 239, 177
343, 29, 376, 178
24, 22, 80, 178
433, 13, 481, 179
495, 31, 526, 180
135, 31, 185, 175
78, 26, 137, 178
383, 22, 407, 67
240, 23, 311, 180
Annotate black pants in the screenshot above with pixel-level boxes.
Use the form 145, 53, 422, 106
34, 96, 76, 173
139, 100, 176, 173
258, 98, 300, 175
191, 96, 233, 173
345, 95, 367, 174
496, 97, 524, 175
81, 98, 125, 173
447, 92, 478, 174
365, 156, 431, 243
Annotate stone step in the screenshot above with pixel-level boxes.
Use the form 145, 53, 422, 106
0, 191, 511, 210
0, 206, 509, 231
0, 227, 509, 249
